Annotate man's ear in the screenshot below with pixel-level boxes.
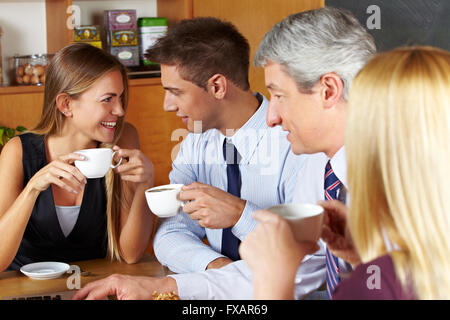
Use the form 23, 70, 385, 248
319, 73, 344, 108
55, 93, 73, 117
207, 74, 227, 100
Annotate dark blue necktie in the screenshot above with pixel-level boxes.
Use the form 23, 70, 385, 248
221, 139, 241, 261
324, 160, 343, 299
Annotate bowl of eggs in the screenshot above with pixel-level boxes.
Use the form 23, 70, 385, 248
14, 54, 53, 86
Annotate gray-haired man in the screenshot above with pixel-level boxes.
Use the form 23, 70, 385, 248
241, 6, 376, 299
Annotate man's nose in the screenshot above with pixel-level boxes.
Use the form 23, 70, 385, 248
163, 93, 178, 112
266, 100, 282, 127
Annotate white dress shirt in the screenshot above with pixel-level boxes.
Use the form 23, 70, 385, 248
154, 93, 304, 274
168, 149, 347, 300
292, 147, 350, 288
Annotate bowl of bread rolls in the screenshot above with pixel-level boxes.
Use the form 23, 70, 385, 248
14, 54, 53, 86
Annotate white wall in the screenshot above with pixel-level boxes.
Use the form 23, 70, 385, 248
0, 0, 47, 84
74, 0, 157, 25
0, 0, 157, 85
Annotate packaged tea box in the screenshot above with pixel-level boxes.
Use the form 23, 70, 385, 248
109, 46, 139, 66
138, 17, 168, 65
73, 26, 101, 42
104, 10, 137, 31
108, 30, 138, 47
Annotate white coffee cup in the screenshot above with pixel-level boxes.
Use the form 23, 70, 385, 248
145, 184, 184, 217
74, 148, 122, 179
267, 203, 324, 242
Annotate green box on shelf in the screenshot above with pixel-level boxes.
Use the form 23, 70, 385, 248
138, 17, 168, 66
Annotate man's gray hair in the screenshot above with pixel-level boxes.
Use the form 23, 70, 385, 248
254, 7, 376, 100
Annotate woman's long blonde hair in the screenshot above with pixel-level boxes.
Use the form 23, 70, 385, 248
346, 46, 450, 299
30, 43, 129, 261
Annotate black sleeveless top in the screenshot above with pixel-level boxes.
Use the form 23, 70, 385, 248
9, 133, 107, 270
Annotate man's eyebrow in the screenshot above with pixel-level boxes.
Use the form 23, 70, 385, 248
266, 83, 281, 91
163, 86, 181, 92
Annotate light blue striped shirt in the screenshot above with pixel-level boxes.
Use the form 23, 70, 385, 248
153, 93, 305, 273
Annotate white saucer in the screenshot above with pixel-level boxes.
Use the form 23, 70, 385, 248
20, 262, 70, 280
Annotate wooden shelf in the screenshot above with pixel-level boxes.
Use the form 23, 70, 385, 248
129, 77, 161, 87
1, 0, 324, 192
0, 85, 44, 95
0, 76, 162, 96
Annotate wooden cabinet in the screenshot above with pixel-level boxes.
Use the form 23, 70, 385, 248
126, 79, 184, 186
46, 0, 73, 55
0, 86, 45, 129
190, 0, 324, 97
1, 0, 324, 184
0, 0, 324, 255
1, 0, 187, 186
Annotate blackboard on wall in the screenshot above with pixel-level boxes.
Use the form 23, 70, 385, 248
325, 0, 449, 52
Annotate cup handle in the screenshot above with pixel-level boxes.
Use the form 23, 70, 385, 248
111, 151, 123, 169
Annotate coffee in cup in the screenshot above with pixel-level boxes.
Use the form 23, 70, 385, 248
74, 148, 122, 179
147, 188, 177, 193
267, 203, 324, 242
145, 184, 184, 217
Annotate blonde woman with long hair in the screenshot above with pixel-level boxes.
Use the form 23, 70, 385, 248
240, 46, 450, 299
0, 43, 155, 271
333, 46, 450, 299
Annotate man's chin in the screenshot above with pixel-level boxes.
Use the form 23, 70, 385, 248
291, 143, 304, 156
187, 120, 206, 133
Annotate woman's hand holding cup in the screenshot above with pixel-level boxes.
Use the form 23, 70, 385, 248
111, 146, 154, 187
28, 153, 87, 194
319, 200, 361, 267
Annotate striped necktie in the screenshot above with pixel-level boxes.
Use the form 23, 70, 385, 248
324, 160, 342, 299
221, 139, 241, 261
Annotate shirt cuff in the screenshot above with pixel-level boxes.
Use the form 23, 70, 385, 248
169, 273, 209, 300
232, 200, 260, 240
169, 260, 254, 300
196, 250, 227, 272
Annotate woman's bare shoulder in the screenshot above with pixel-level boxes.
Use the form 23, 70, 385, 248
0, 136, 22, 161
0, 136, 24, 189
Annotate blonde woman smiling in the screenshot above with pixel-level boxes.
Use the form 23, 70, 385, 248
241, 46, 450, 300
0, 43, 155, 271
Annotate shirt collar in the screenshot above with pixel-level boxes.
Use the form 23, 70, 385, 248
329, 146, 347, 188
218, 93, 268, 164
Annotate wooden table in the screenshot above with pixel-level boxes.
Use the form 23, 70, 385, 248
0, 254, 172, 299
